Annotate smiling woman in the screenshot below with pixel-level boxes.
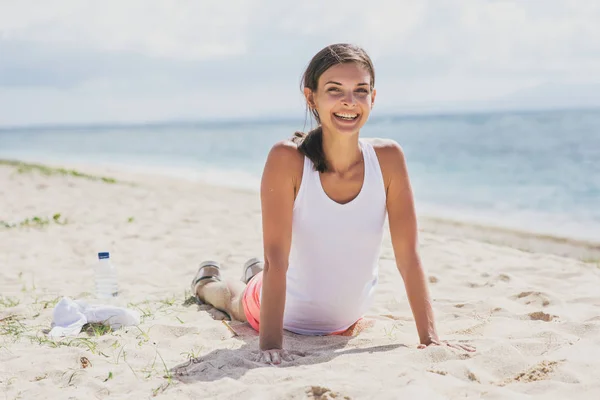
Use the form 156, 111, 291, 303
191, 43, 475, 366
292, 44, 376, 173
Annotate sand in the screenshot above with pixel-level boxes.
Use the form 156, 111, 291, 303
1, 160, 599, 399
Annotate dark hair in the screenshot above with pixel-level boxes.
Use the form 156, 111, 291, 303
292, 43, 375, 173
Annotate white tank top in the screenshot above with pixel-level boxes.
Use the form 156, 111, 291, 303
282, 138, 387, 335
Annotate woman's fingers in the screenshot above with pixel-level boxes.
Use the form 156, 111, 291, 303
417, 340, 476, 352
262, 351, 272, 364
257, 350, 286, 365
256, 349, 306, 365
271, 351, 282, 365
446, 341, 476, 352
458, 344, 476, 352
446, 343, 475, 352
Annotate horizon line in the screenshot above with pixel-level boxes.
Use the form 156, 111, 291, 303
1, 105, 599, 132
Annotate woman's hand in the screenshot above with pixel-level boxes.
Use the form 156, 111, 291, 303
417, 338, 476, 352
256, 349, 305, 365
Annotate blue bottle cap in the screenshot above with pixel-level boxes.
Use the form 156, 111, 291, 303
98, 252, 110, 259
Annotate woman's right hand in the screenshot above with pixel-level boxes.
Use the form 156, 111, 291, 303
256, 349, 304, 365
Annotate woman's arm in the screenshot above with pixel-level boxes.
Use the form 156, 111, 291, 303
381, 141, 439, 345
380, 140, 475, 352
259, 141, 300, 351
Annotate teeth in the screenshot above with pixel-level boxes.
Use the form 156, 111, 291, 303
334, 113, 358, 120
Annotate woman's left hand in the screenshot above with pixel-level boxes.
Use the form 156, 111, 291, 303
418, 338, 476, 352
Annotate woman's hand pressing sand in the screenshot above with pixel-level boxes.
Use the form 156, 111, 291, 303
256, 349, 305, 365
418, 338, 476, 352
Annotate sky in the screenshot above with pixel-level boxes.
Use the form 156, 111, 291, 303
1, 0, 599, 126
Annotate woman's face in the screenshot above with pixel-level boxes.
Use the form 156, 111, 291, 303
305, 63, 376, 136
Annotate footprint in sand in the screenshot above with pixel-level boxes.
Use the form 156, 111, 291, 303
305, 386, 351, 400
427, 369, 448, 376
497, 360, 561, 386
468, 274, 511, 289
512, 291, 551, 307
467, 371, 480, 383
528, 311, 557, 322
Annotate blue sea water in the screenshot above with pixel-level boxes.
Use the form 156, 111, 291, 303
1, 109, 599, 242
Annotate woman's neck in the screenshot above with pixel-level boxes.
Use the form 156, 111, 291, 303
321, 128, 362, 174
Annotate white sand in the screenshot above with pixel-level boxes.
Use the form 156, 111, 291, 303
1, 161, 600, 399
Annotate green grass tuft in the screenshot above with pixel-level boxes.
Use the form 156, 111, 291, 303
83, 322, 113, 337
1, 213, 67, 229
28, 334, 109, 357
103, 371, 114, 382
0, 159, 120, 184
0, 296, 20, 308
33, 295, 62, 310
159, 296, 176, 307
0, 315, 27, 340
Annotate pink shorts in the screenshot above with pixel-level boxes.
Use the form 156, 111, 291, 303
241, 271, 367, 336
242, 271, 264, 332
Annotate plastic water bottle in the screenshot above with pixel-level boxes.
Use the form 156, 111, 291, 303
95, 252, 118, 298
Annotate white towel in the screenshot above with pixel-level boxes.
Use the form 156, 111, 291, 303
48, 297, 140, 338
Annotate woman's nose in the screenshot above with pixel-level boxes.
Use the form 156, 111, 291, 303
342, 92, 356, 106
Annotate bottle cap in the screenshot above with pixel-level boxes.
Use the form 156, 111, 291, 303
98, 252, 110, 259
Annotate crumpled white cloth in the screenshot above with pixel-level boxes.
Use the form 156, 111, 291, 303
48, 297, 140, 338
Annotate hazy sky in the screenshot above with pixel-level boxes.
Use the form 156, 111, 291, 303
1, 0, 599, 126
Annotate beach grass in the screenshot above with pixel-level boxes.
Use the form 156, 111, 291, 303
103, 371, 114, 382
83, 322, 113, 337
581, 257, 600, 269
180, 346, 204, 361
0, 296, 20, 308
33, 295, 62, 309
1, 213, 67, 229
0, 292, 191, 399
149, 349, 175, 396
28, 334, 109, 356
0, 159, 119, 184
6, 293, 187, 397
0, 315, 27, 341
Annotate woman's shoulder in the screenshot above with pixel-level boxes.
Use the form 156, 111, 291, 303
265, 139, 304, 172
362, 138, 407, 188
268, 139, 303, 159
362, 137, 405, 161
269, 138, 300, 153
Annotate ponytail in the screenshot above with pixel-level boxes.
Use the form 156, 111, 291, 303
292, 126, 328, 173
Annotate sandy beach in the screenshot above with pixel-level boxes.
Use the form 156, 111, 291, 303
1, 160, 600, 399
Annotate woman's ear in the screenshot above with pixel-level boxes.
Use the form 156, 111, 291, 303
371, 88, 377, 108
303, 87, 315, 109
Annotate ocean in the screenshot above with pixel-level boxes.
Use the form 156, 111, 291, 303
1, 108, 599, 242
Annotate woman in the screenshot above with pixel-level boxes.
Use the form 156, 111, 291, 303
191, 43, 476, 365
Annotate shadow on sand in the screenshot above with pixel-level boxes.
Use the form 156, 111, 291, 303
172, 302, 407, 383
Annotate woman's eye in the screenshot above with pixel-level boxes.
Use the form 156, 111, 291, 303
327, 87, 340, 92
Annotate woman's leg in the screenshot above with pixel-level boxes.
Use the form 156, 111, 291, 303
194, 258, 264, 322
196, 280, 248, 322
